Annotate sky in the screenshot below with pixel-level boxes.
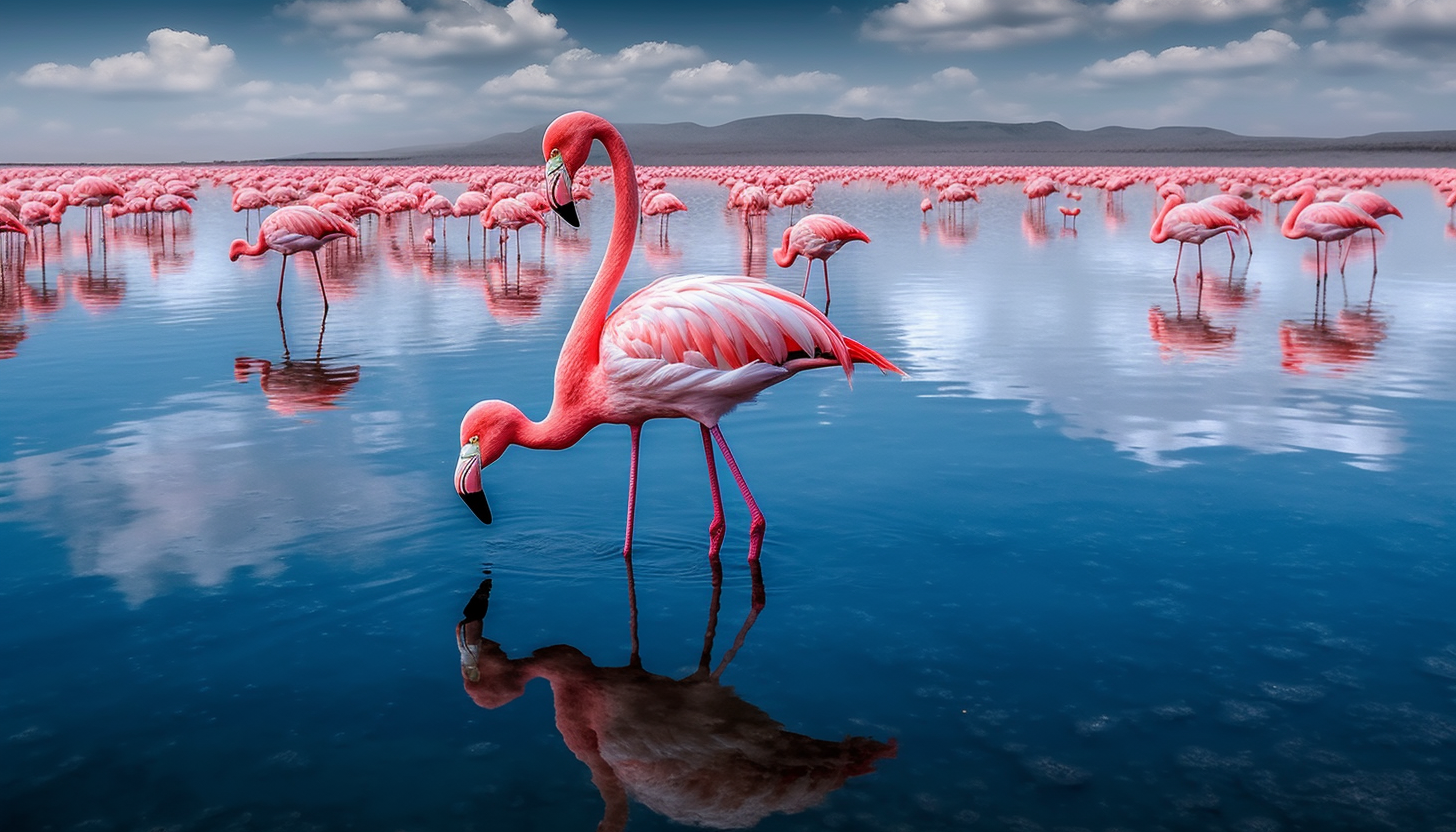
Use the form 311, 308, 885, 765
2, 0, 1455, 163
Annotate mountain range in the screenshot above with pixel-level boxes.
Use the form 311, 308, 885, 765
282, 114, 1456, 168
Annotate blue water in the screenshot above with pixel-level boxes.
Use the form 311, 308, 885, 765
3, 175, 1456, 831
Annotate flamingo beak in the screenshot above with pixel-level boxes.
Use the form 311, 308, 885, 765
545, 148, 579, 228
455, 439, 492, 524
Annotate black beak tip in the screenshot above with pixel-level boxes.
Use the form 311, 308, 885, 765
554, 202, 580, 228
459, 489, 493, 525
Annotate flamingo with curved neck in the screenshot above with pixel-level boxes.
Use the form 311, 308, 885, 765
455, 111, 904, 562
1281, 183, 1383, 286
1149, 187, 1241, 283
228, 205, 358, 310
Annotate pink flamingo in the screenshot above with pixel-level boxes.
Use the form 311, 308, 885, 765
1281, 183, 1382, 294
454, 112, 904, 562
1196, 193, 1261, 255
1150, 187, 1242, 283
483, 196, 545, 260
1338, 190, 1401, 273
642, 190, 687, 239
228, 205, 359, 310
772, 214, 871, 312
919, 197, 933, 216
1058, 205, 1081, 229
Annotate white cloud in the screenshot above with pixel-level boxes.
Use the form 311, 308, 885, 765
359, 0, 568, 62
277, 0, 414, 37
1105, 0, 1289, 25
1337, 0, 1456, 41
1309, 39, 1424, 70
1082, 29, 1300, 82
1299, 8, 1333, 27
17, 29, 235, 93
662, 61, 842, 103
480, 41, 707, 110
862, 0, 1087, 50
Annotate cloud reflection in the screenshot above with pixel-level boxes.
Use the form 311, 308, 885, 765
0, 392, 430, 605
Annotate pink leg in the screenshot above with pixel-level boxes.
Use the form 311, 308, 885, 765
700, 425, 726, 560
801, 260, 811, 296
1172, 242, 1184, 283
623, 424, 641, 558
709, 425, 765, 561
310, 250, 330, 310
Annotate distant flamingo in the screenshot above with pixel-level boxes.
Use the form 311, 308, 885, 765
483, 196, 545, 260
1150, 188, 1242, 283
1058, 205, 1080, 229
455, 112, 904, 562
228, 205, 359, 310
919, 198, 933, 216
642, 190, 687, 239
1199, 193, 1261, 255
1338, 190, 1401, 273
772, 214, 871, 312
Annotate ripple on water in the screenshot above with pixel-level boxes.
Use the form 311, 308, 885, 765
1258, 682, 1327, 704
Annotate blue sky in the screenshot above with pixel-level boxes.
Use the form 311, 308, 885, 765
2, 0, 1454, 162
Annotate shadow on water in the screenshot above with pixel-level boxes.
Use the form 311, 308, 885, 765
455, 556, 895, 831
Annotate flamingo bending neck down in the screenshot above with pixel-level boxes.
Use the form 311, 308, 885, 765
1281, 183, 1383, 287
455, 112, 904, 562
772, 214, 870, 312
1149, 188, 1242, 284
229, 205, 358, 310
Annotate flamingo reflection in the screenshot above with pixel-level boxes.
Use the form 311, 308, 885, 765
457, 562, 894, 832
1279, 305, 1388, 375
1147, 306, 1236, 360
234, 309, 361, 416
481, 257, 551, 323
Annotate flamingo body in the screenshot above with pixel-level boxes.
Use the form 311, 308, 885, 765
772, 213, 871, 309
228, 205, 358, 309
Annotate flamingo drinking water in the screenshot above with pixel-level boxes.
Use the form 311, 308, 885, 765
454, 112, 904, 562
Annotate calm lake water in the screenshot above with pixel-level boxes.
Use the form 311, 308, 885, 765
3, 172, 1456, 831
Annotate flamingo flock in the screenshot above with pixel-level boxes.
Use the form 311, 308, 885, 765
6, 143, 1456, 561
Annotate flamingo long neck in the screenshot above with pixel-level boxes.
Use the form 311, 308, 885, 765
1149, 193, 1182, 243
550, 118, 639, 413
236, 232, 268, 258
1281, 188, 1315, 239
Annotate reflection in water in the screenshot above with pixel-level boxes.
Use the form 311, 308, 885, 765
64, 266, 127, 315
737, 214, 769, 279
1148, 306, 1237, 360
481, 256, 551, 323
235, 308, 361, 416
457, 563, 894, 831
1280, 305, 1388, 375
936, 213, 976, 247
1020, 205, 1049, 246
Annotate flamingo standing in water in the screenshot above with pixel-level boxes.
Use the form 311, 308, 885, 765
1150, 186, 1242, 282
228, 205, 359, 310
772, 214, 871, 312
454, 112, 904, 562
1281, 182, 1382, 303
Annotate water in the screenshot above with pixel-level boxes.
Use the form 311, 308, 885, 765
3, 173, 1456, 831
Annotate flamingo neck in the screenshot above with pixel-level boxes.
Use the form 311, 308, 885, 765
553, 119, 639, 400
1281, 188, 1315, 239
1149, 193, 1181, 243
231, 232, 268, 259
772, 227, 796, 267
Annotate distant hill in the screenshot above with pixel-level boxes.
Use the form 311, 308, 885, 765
279, 114, 1456, 167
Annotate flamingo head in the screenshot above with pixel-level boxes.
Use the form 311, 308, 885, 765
456, 399, 525, 525
772, 226, 797, 267
541, 111, 608, 228
543, 148, 579, 227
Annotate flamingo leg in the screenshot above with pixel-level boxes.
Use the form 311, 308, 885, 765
709, 425, 765, 562
822, 259, 831, 314
801, 260, 811, 297
310, 250, 330, 310
623, 423, 641, 559
1172, 241, 1184, 282
701, 425, 726, 560
276, 254, 288, 308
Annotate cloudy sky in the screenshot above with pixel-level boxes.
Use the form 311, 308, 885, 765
2, 0, 1454, 162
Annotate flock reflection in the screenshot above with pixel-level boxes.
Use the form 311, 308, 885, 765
457, 562, 894, 831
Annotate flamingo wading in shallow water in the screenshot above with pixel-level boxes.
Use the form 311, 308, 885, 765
229, 205, 359, 310
454, 112, 905, 562
772, 214, 871, 312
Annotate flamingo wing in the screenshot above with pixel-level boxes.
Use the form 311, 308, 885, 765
599, 275, 872, 424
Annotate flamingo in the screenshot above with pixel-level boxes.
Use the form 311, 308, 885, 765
1199, 193, 1261, 255
454, 111, 904, 562
1150, 187, 1242, 283
1058, 205, 1080, 229
228, 205, 359, 310
1281, 182, 1382, 290
772, 214, 871, 312
1338, 190, 1401, 273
